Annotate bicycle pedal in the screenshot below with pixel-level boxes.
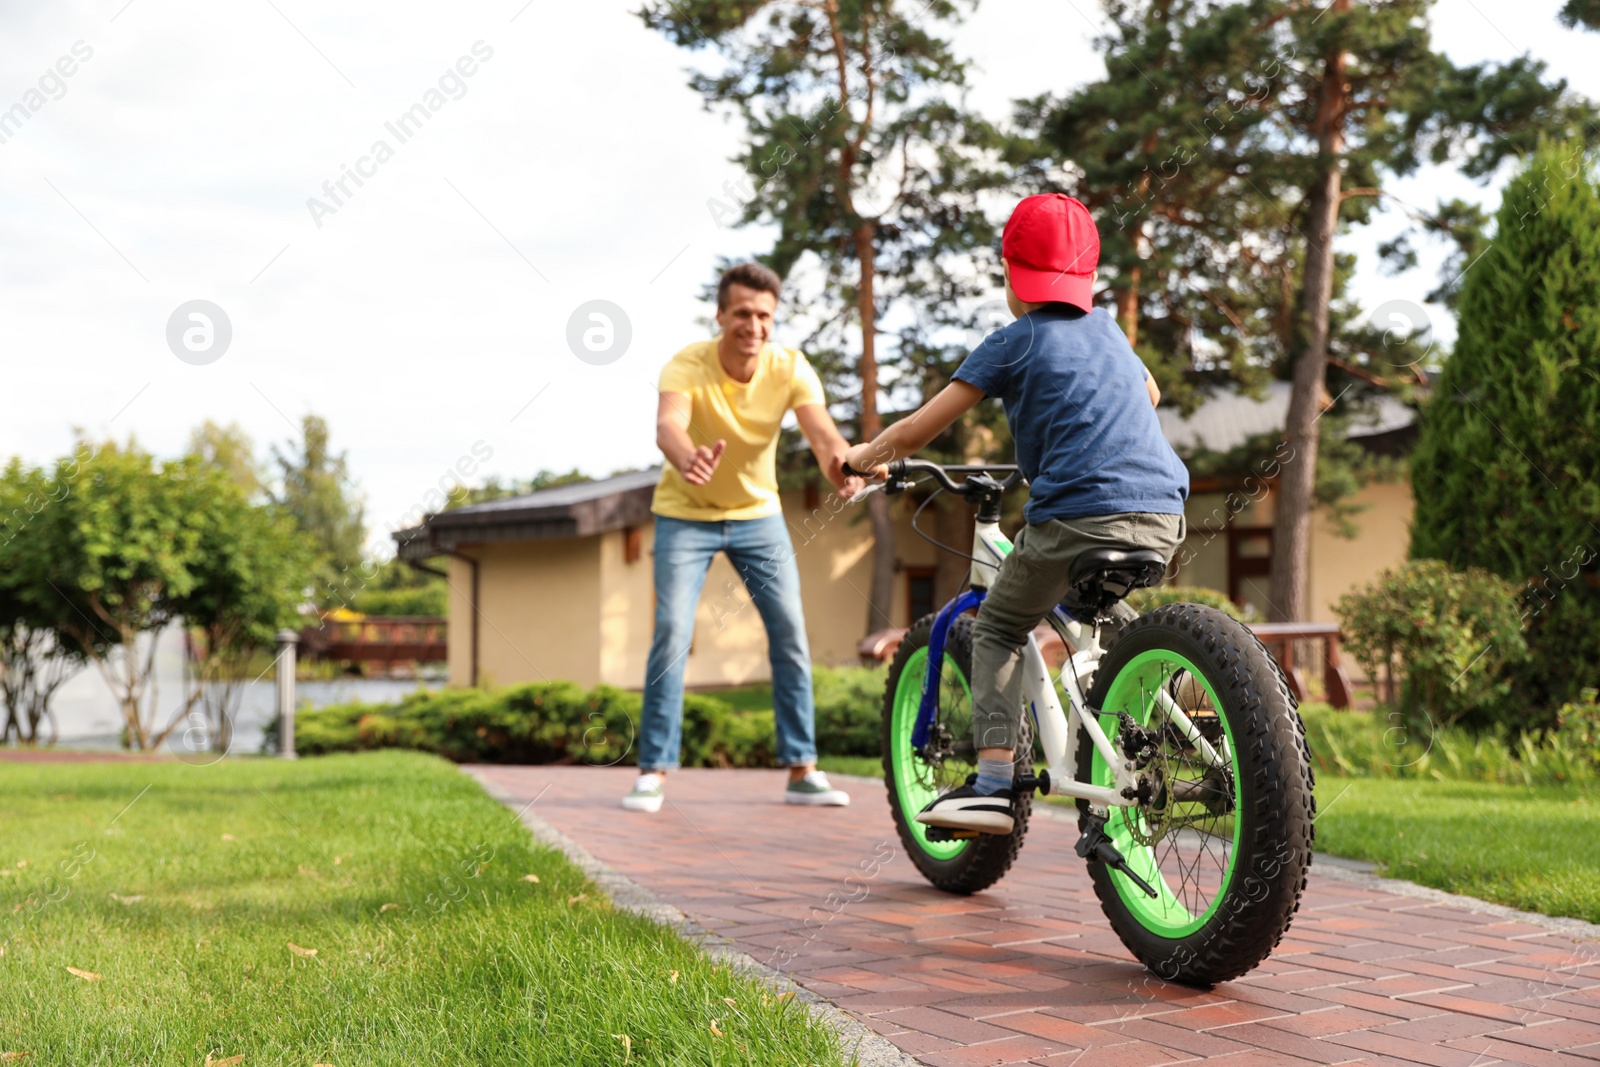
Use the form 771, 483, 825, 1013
924, 826, 981, 842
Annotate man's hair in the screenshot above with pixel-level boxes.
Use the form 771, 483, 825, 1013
717, 262, 782, 309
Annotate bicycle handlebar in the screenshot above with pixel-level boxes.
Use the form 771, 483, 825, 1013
842, 458, 1026, 496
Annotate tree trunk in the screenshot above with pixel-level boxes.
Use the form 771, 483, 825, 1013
1114, 265, 1142, 347
856, 223, 897, 632
1268, 6, 1348, 622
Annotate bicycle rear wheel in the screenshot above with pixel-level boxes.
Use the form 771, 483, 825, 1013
1076, 603, 1314, 985
882, 613, 1031, 895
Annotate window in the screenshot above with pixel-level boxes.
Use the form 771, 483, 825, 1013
906, 567, 938, 626
1228, 526, 1273, 618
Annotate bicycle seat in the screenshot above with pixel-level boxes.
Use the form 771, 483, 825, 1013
1066, 547, 1168, 616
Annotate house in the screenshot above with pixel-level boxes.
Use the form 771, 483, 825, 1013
396, 384, 1415, 690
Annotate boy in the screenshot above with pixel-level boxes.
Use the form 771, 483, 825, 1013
842, 193, 1190, 835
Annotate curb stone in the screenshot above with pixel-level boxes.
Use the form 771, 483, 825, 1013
467, 768, 923, 1067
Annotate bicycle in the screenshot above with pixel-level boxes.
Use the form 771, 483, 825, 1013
842, 458, 1315, 986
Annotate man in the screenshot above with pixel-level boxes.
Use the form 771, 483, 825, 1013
624, 262, 863, 813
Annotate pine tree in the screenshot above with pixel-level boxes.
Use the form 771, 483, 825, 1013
640, 0, 1007, 633
1411, 143, 1600, 718
1021, 0, 1595, 620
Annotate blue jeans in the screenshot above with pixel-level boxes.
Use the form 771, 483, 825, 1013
639, 513, 816, 771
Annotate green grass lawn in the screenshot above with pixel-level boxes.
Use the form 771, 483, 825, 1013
0, 752, 845, 1067
818, 757, 1600, 924
1311, 777, 1600, 924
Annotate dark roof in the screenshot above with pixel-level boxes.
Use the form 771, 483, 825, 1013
1157, 381, 1415, 455
395, 468, 661, 558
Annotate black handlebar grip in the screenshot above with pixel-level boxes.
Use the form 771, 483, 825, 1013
841, 461, 867, 478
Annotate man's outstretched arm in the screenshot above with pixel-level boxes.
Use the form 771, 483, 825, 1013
793, 403, 863, 496
657, 391, 724, 485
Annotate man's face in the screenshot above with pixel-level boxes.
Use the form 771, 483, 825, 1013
716, 284, 777, 357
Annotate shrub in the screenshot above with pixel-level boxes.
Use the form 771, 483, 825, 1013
811, 665, 887, 757
279, 682, 792, 768
1301, 703, 1597, 786
1556, 688, 1600, 763
1410, 143, 1600, 719
1130, 585, 1254, 621
1334, 560, 1528, 730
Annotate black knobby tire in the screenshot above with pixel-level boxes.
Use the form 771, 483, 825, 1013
1076, 603, 1315, 986
882, 613, 1032, 895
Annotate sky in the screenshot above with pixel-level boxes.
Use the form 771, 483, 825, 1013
2, 0, 1597, 556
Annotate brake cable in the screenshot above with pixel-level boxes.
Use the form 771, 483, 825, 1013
908, 483, 988, 566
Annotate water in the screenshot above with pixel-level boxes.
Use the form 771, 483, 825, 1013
21, 628, 442, 755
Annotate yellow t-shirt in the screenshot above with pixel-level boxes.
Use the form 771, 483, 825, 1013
652, 340, 826, 521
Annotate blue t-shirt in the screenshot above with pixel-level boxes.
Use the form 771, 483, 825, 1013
953, 305, 1189, 524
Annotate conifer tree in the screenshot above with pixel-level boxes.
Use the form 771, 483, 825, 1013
1411, 144, 1600, 717
640, 0, 1006, 632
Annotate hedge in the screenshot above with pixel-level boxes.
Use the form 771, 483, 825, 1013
272, 665, 888, 767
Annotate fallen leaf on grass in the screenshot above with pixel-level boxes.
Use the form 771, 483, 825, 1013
709, 1020, 722, 1038
0, 1051, 30, 1061
109, 893, 142, 905
566, 893, 588, 906
10, 901, 33, 915
65, 967, 101, 982
378, 903, 401, 914
610, 1034, 632, 1065
15, 861, 28, 869
0, 870, 11, 878
774, 991, 794, 1002
287, 943, 317, 959
333, 854, 350, 865
520, 874, 540, 883
296, 866, 321, 880
220, 834, 235, 842
204, 1054, 243, 1067
722, 997, 737, 1007
667, 970, 679, 984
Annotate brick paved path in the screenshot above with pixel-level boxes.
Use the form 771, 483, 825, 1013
472, 765, 1600, 1066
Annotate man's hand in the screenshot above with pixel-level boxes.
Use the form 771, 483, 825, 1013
680, 439, 726, 485
823, 451, 866, 499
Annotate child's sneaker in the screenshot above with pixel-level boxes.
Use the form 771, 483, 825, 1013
915, 784, 1015, 834
622, 773, 665, 812
784, 770, 850, 806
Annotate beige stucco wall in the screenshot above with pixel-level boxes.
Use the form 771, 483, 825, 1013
449, 488, 945, 690
446, 539, 603, 688
590, 490, 891, 690
1165, 479, 1412, 622
445, 478, 1414, 690
1308, 479, 1413, 623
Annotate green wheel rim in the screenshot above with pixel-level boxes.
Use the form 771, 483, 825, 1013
1092, 649, 1242, 938
890, 647, 969, 860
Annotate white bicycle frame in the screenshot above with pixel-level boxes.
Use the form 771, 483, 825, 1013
970, 518, 1225, 811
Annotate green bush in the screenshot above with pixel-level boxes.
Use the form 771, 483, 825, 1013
1410, 143, 1600, 719
349, 585, 447, 617
1335, 560, 1528, 731
1556, 687, 1600, 762
1301, 703, 1597, 786
278, 677, 859, 768
812, 665, 887, 757
1130, 585, 1254, 621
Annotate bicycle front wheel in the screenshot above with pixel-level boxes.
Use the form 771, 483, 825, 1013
1076, 603, 1315, 985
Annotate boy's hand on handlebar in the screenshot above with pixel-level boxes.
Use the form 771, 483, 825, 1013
842, 443, 890, 482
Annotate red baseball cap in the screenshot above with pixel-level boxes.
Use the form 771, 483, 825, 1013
1002, 194, 1100, 310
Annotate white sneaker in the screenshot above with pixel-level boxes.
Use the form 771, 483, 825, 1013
785, 770, 850, 806
622, 773, 665, 813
